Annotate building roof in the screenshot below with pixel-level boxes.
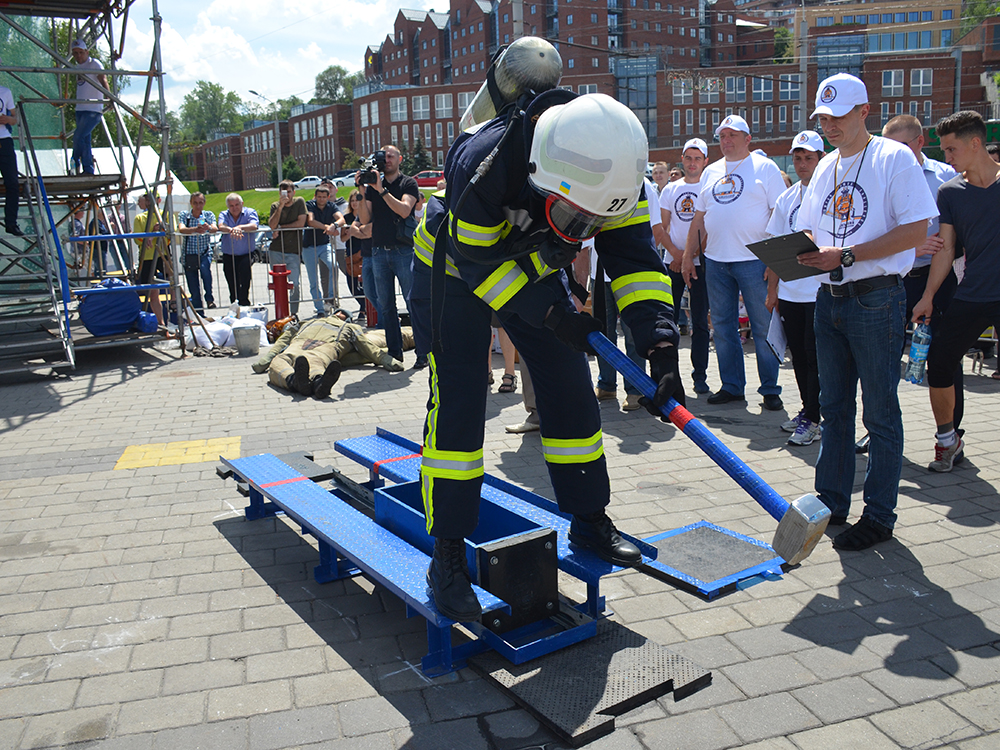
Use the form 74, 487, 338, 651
400, 8, 428, 22
427, 11, 450, 29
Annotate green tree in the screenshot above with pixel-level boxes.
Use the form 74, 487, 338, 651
773, 27, 793, 64
179, 80, 244, 141
274, 96, 304, 122
962, 0, 1000, 36
409, 139, 432, 174
314, 65, 366, 104
270, 155, 306, 187
340, 148, 365, 169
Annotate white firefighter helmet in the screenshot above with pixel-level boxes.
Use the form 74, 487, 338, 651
528, 94, 648, 242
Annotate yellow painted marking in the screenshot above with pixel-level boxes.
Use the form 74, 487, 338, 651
114, 437, 241, 470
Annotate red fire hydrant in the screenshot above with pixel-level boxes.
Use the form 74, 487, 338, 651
268, 263, 293, 320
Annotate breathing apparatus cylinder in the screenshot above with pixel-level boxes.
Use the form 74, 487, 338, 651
458, 36, 563, 132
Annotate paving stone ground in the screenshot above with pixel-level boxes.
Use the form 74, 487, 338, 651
2, 307, 999, 749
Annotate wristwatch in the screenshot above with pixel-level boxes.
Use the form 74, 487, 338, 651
840, 246, 855, 268
380, 189, 389, 197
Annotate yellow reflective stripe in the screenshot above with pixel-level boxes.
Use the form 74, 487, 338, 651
529, 251, 559, 279
421, 447, 485, 480
413, 235, 461, 278
414, 217, 435, 254
540, 430, 605, 464
452, 215, 505, 247
422, 351, 441, 532
611, 271, 673, 310
474, 261, 528, 310
603, 200, 650, 232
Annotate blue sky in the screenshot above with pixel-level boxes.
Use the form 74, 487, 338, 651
120, 0, 437, 112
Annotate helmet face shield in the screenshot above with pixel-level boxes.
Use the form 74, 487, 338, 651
543, 193, 613, 242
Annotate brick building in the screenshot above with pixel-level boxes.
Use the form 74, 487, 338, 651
240, 120, 290, 190
202, 134, 243, 194
288, 102, 355, 178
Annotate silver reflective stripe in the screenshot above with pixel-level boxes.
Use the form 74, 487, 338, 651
422, 456, 484, 472
543, 439, 603, 459
613, 280, 668, 302
479, 265, 523, 306
457, 224, 501, 244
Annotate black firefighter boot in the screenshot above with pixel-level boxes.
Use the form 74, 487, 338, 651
427, 537, 482, 622
569, 511, 642, 566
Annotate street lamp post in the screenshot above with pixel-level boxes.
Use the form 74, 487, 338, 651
250, 90, 282, 185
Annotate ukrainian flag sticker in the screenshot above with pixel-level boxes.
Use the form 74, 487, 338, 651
559, 181, 571, 194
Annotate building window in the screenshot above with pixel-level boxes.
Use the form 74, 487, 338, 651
457, 91, 475, 111
568, 59, 575, 68
567, 14, 573, 24
294, 122, 301, 142
673, 109, 680, 135
390, 97, 406, 122
436, 122, 443, 147
448, 121, 455, 144
712, 109, 720, 130
765, 106, 773, 133
685, 109, 693, 134
882, 69, 903, 97
923, 100, 932, 126
778, 105, 787, 132
816, 16, 834, 27
390, 125, 397, 142
725, 76, 746, 103
752, 77, 773, 102
699, 86, 719, 104
437, 151, 444, 167
592, 57, 599, 67
911, 68, 932, 96
360, 103, 369, 128
578, 83, 598, 94
941, 29, 953, 46
698, 108, 706, 133
435, 93, 453, 119
751, 108, 760, 132
779, 74, 800, 101
672, 80, 693, 105
881, 101, 890, 125
942, 10, 953, 20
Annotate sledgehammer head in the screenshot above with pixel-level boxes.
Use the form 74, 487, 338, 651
771, 494, 830, 566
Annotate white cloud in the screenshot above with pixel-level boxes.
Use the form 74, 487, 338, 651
118, 0, 438, 112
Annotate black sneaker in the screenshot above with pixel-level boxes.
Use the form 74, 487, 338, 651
762, 394, 783, 411
293, 356, 312, 395
311, 361, 342, 400
412, 356, 428, 370
5, 224, 24, 237
706, 389, 745, 405
568, 512, 642, 566
832, 516, 893, 551
427, 538, 481, 622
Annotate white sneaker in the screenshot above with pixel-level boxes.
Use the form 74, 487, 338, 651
787, 419, 821, 446
781, 409, 805, 433
622, 394, 643, 411
505, 418, 540, 434
928, 438, 964, 472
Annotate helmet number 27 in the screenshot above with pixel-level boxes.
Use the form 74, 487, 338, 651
606, 197, 629, 212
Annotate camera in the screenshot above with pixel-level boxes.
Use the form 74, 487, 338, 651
358, 150, 387, 185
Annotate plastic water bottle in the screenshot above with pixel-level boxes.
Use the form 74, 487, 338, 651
904, 323, 932, 384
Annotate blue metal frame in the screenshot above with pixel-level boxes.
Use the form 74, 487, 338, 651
334, 428, 658, 619
643, 521, 784, 599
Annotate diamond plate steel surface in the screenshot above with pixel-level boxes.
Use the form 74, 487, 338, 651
470, 620, 711, 747
642, 521, 784, 599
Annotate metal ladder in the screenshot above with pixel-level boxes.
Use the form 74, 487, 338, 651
0, 103, 74, 374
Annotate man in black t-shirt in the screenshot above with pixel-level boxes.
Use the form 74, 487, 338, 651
915, 111, 1000, 472
303, 186, 344, 317
357, 145, 419, 361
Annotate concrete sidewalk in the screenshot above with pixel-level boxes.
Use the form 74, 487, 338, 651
0, 333, 998, 749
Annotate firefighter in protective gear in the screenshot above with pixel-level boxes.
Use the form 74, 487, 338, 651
414, 91, 684, 623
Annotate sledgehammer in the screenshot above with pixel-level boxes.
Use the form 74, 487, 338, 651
589, 332, 830, 565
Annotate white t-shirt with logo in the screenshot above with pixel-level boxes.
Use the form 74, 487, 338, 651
766, 182, 821, 303
0, 86, 14, 140
695, 151, 786, 263
660, 178, 702, 266
795, 136, 938, 283
75, 58, 105, 113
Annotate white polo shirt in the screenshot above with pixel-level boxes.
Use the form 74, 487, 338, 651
659, 177, 702, 266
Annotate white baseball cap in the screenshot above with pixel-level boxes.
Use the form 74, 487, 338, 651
811, 73, 868, 118
71, 39, 88, 51
682, 138, 708, 157
789, 130, 825, 154
714, 114, 750, 136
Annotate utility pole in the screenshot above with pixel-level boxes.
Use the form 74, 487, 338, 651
798, 0, 808, 131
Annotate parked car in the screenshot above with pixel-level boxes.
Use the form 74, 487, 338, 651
251, 228, 272, 264
333, 172, 358, 188
294, 175, 322, 190
414, 170, 445, 188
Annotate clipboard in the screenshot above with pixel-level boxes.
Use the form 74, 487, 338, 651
746, 231, 825, 283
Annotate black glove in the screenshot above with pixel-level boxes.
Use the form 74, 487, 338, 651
640, 345, 685, 420
544, 305, 604, 356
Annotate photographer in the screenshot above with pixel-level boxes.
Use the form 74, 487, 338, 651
268, 180, 308, 316
356, 145, 419, 362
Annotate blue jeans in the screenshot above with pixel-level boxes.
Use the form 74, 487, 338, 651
72, 111, 103, 174
814, 280, 906, 529
596, 281, 643, 396
184, 253, 213, 312
302, 243, 334, 315
704, 257, 780, 396
371, 245, 413, 360
270, 251, 301, 316
361, 255, 379, 323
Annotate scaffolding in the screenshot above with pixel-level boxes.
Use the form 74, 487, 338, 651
0, 0, 183, 374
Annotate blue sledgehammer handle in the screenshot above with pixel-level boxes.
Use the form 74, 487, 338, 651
588, 332, 789, 523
